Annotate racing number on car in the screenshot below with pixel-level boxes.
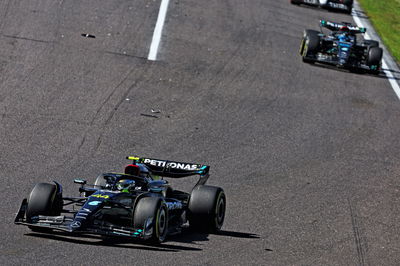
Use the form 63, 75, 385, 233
91, 194, 109, 199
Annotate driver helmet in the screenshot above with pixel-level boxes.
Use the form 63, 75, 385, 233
125, 164, 140, 176
117, 179, 135, 193
339, 26, 350, 34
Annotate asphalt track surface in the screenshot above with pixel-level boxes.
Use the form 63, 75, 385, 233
1, 1, 400, 265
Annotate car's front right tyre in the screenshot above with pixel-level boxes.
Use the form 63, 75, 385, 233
26, 182, 62, 232
301, 30, 320, 64
134, 197, 168, 243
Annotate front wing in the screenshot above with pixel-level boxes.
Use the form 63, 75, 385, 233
305, 55, 377, 72
14, 199, 152, 239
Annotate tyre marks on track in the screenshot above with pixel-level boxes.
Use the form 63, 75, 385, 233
74, 60, 148, 156
348, 199, 369, 266
2, 34, 53, 44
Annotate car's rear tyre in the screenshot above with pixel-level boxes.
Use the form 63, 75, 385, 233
367, 47, 383, 66
188, 185, 226, 233
366, 46, 383, 75
26, 183, 62, 231
134, 197, 168, 243
291, 0, 301, 5
301, 30, 320, 64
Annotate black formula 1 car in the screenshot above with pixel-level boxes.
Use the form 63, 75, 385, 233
299, 20, 383, 74
291, 0, 353, 14
15, 156, 226, 243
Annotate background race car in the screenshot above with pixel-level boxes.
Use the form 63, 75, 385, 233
15, 156, 226, 244
291, 0, 353, 14
299, 20, 383, 74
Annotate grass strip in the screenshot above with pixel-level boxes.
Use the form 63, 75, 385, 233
357, 0, 400, 64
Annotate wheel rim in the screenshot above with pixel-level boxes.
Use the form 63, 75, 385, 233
303, 38, 309, 56
215, 193, 226, 229
157, 207, 167, 238
299, 38, 305, 55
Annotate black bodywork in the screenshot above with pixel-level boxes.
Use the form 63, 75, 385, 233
291, 0, 353, 14
299, 20, 383, 74
15, 156, 222, 242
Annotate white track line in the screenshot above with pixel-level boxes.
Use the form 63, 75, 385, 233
352, 2, 400, 100
380, 60, 400, 100
148, 0, 170, 61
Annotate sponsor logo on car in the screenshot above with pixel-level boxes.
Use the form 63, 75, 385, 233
166, 201, 183, 210
71, 221, 81, 228
143, 158, 200, 171
88, 200, 102, 206
328, 2, 347, 9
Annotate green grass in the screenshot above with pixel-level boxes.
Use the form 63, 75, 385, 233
358, 0, 400, 64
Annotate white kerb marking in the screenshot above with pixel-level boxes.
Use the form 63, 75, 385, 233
148, 0, 170, 61
352, 4, 400, 100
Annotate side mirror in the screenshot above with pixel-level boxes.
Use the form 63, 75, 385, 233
74, 179, 87, 185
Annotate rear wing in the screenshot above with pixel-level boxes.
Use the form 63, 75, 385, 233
127, 156, 210, 185
320, 20, 366, 34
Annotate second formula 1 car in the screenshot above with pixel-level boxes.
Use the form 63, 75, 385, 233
15, 156, 226, 243
291, 0, 353, 14
299, 20, 383, 74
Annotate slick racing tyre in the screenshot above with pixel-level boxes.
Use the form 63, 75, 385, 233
367, 47, 383, 74
290, 0, 301, 4
367, 47, 383, 66
188, 185, 226, 233
134, 197, 168, 243
300, 30, 320, 64
26, 183, 62, 231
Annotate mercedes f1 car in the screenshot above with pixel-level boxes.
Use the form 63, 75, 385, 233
291, 0, 353, 14
15, 156, 226, 243
299, 20, 383, 74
